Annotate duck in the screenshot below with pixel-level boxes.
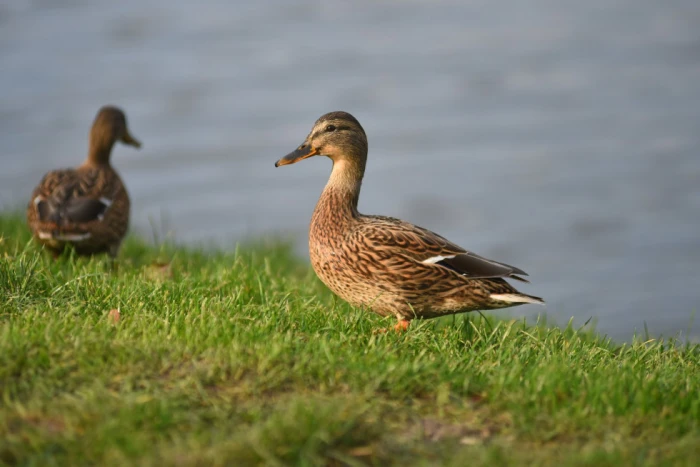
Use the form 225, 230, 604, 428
275, 111, 543, 330
26, 106, 141, 258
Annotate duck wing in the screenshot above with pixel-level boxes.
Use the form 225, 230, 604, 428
357, 215, 530, 283
32, 169, 116, 225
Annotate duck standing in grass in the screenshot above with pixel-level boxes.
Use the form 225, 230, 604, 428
26, 106, 141, 258
275, 111, 543, 330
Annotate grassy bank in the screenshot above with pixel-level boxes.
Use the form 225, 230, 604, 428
0, 214, 698, 466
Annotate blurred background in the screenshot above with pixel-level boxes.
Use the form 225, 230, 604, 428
1, 0, 699, 342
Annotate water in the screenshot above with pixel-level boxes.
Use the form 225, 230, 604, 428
1, 0, 699, 342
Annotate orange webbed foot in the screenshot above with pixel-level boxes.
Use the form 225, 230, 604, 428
374, 319, 411, 334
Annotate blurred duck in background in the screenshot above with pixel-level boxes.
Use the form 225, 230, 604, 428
26, 106, 141, 258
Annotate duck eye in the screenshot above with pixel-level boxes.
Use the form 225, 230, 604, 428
325, 124, 336, 132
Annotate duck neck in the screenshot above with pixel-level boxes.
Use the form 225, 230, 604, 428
86, 135, 115, 166
313, 158, 364, 226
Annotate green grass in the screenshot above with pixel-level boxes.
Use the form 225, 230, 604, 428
0, 213, 698, 466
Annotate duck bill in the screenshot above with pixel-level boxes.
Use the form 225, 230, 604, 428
275, 145, 319, 167
122, 130, 142, 149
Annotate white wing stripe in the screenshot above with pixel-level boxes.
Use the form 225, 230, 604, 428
54, 233, 92, 241
421, 254, 456, 264
38, 231, 92, 242
490, 294, 543, 305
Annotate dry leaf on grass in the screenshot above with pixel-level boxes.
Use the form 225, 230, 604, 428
107, 308, 120, 324
144, 261, 173, 281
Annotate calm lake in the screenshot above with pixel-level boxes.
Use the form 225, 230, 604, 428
1, 0, 699, 341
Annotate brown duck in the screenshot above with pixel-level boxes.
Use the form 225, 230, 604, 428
26, 106, 141, 258
275, 111, 543, 330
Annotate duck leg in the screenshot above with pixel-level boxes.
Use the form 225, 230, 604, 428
394, 319, 410, 331
374, 318, 411, 334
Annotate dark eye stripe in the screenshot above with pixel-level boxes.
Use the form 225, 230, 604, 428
314, 124, 352, 137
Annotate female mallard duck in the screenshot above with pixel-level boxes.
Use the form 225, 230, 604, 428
26, 106, 141, 258
275, 111, 543, 330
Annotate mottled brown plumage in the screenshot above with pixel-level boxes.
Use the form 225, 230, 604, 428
26, 106, 141, 258
276, 111, 543, 328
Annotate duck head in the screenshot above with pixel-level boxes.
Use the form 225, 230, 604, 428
275, 111, 367, 168
88, 106, 141, 164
